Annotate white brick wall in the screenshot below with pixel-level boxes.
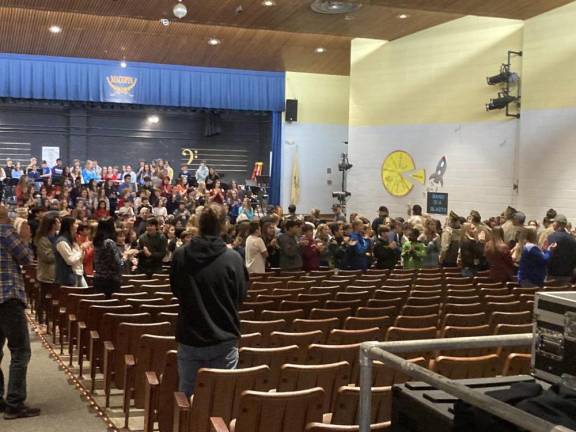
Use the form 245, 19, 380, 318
517, 108, 576, 222
347, 121, 519, 221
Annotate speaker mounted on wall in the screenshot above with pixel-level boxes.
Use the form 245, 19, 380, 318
285, 99, 298, 122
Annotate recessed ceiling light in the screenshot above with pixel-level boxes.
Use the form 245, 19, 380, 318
262, 0, 276, 6
147, 115, 160, 124
49, 25, 62, 33
315, 47, 326, 53
120, 60, 128, 68
207, 38, 222, 46
397, 13, 410, 19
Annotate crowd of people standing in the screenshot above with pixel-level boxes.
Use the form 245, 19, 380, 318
2, 154, 576, 419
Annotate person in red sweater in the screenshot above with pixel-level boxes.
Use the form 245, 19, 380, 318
95, 200, 110, 220
301, 224, 323, 272
76, 223, 94, 276
484, 226, 515, 283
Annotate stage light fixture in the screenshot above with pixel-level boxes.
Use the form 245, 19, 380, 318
487, 65, 512, 86
49, 25, 62, 33
332, 191, 351, 198
207, 38, 222, 46
315, 47, 326, 53
397, 14, 410, 19
485, 93, 517, 111
147, 115, 160, 124
262, 0, 276, 6
120, 60, 127, 68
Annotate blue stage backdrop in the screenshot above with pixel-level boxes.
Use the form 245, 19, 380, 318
0, 53, 284, 203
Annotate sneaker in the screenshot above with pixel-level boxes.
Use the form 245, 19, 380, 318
0, 400, 6, 413
4, 404, 41, 420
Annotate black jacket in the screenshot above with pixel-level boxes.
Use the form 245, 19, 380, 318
547, 231, 576, 277
373, 238, 398, 269
170, 236, 248, 347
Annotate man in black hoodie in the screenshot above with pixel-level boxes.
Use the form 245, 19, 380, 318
170, 203, 248, 397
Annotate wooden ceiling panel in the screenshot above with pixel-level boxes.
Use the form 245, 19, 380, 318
368, 0, 576, 20
1, 0, 572, 75
0, 0, 461, 40
0, 7, 351, 75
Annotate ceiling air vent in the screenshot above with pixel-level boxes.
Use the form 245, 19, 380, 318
310, 0, 363, 15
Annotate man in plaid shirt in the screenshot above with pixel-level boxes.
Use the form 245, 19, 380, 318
0, 205, 41, 420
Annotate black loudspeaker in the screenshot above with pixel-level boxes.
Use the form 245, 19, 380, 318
286, 99, 298, 122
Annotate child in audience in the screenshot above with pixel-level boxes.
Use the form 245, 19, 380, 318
401, 228, 426, 269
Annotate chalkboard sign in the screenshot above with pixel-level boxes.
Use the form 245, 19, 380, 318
427, 192, 448, 215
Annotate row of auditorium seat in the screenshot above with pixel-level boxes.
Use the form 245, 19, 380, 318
21, 265, 534, 432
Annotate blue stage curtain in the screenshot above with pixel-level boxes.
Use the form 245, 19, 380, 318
269, 111, 282, 206
0, 54, 285, 112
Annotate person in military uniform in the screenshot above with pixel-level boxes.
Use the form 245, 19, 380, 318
440, 210, 461, 267
501, 206, 517, 245
538, 208, 557, 248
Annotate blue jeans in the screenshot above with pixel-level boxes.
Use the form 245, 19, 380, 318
0, 300, 32, 408
177, 340, 238, 397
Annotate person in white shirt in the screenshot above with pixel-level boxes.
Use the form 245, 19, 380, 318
195, 161, 209, 185
245, 221, 268, 274
123, 165, 138, 184
152, 197, 168, 218
55, 216, 88, 287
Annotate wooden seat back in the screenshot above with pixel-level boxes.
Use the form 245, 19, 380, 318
270, 331, 324, 361
133, 335, 177, 408
330, 385, 392, 425
113, 322, 172, 389
239, 346, 300, 389
327, 328, 384, 345
139, 303, 180, 318
307, 343, 360, 384
190, 365, 271, 432
292, 318, 340, 343
241, 320, 287, 346
260, 309, 306, 326
310, 307, 352, 326
442, 313, 487, 328
344, 316, 392, 331
394, 314, 438, 329
356, 306, 397, 319
232, 388, 325, 432
432, 354, 500, 379
278, 362, 350, 412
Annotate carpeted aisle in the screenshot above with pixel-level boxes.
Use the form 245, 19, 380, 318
1, 327, 107, 432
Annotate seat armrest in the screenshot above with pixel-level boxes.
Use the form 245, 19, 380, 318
210, 417, 230, 432
173, 392, 191, 432
143, 372, 160, 432
122, 354, 137, 412
124, 354, 136, 367
104, 341, 115, 352
145, 371, 159, 387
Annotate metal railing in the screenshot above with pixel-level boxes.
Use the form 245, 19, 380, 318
358, 334, 575, 432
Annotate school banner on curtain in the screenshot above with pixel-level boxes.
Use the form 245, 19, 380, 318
0, 54, 285, 111
102, 67, 138, 104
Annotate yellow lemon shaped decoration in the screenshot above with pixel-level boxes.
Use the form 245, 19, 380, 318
381, 151, 425, 197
